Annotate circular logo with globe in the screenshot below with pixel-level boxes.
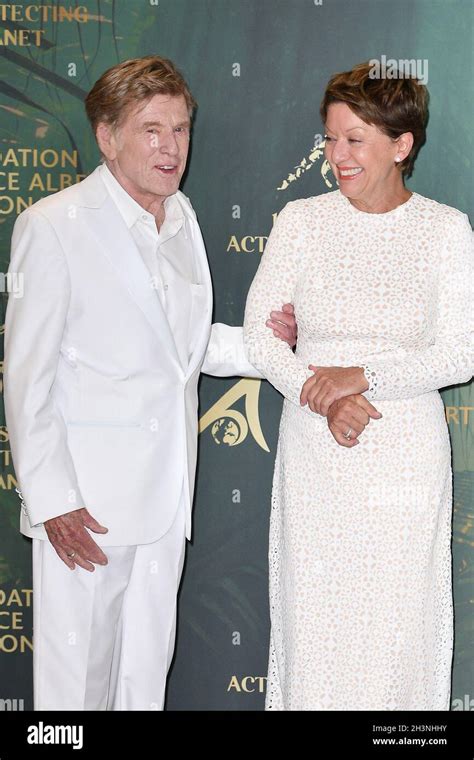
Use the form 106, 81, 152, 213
211, 417, 241, 446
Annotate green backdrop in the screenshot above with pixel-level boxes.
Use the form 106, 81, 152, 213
0, 0, 472, 711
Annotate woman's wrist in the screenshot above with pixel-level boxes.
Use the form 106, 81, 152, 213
360, 364, 377, 396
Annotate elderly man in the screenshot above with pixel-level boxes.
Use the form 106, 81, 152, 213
4, 56, 296, 711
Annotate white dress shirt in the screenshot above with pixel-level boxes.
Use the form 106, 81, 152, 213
99, 162, 198, 368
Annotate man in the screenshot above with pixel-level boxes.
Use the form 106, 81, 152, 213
3, 56, 296, 710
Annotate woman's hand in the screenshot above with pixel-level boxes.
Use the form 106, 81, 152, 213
326, 394, 382, 447
300, 365, 369, 416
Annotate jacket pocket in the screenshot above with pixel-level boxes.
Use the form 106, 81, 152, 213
66, 420, 142, 428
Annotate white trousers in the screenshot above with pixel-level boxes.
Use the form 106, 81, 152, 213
32, 501, 186, 710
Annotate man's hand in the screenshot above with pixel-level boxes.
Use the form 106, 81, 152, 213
326, 394, 382, 448
44, 507, 109, 572
266, 303, 297, 347
300, 365, 369, 416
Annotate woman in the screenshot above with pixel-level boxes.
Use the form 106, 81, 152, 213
244, 62, 473, 710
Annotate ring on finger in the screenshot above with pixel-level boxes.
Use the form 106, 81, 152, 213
66, 551, 76, 559
343, 427, 353, 440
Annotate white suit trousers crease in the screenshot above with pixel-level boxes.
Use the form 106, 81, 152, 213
32, 502, 186, 711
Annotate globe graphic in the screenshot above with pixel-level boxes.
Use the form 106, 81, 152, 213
211, 417, 240, 446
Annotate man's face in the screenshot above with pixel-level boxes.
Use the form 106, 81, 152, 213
98, 93, 191, 205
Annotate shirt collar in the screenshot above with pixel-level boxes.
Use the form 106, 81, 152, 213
99, 162, 184, 239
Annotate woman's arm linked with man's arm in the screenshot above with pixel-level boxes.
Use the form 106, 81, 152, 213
243, 201, 382, 445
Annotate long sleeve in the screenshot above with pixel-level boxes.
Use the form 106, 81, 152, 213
361, 211, 473, 401
243, 202, 314, 412
201, 323, 262, 378
4, 209, 86, 527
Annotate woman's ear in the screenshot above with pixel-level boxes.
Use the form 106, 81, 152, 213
395, 132, 414, 163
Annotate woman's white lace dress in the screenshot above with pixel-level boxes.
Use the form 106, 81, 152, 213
243, 190, 472, 710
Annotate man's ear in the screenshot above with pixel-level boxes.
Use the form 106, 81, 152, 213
96, 122, 118, 161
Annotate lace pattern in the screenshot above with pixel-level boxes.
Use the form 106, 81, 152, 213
243, 190, 472, 710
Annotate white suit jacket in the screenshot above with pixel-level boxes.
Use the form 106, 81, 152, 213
4, 166, 260, 545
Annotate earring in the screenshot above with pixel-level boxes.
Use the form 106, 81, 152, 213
395, 156, 401, 163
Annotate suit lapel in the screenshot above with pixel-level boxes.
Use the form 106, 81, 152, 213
76, 167, 212, 378
183, 213, 213, 379
85, 195, 183, 374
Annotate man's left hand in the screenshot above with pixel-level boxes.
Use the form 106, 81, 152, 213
300, 365, 369, 416
266, 303, 297, 347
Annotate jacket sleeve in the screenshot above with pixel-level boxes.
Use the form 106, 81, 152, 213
243, 202, 315, 414
201, 323, 263, 378
4, 209, 86, 527
360, 211, 473, 401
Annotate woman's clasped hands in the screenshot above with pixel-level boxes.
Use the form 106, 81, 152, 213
300, 365, 383, 447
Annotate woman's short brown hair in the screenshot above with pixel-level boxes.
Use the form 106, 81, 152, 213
85, 55, 197, 136
320, 61, 429, 177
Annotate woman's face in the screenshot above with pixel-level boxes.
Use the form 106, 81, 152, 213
324, 102, 407, 205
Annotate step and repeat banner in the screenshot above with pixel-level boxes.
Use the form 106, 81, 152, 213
0, 0, 472, 711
